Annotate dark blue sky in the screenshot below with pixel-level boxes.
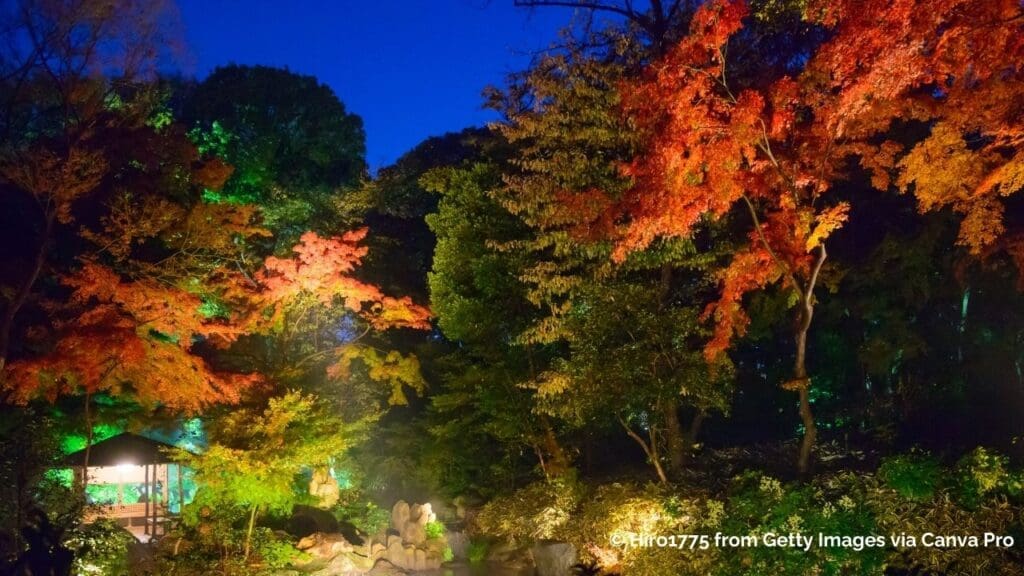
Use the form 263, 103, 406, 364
175, 0, 575, 171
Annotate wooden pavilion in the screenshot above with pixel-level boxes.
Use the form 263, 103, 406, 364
62, 433, 190, 542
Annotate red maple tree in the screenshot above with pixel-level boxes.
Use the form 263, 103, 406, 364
595, 0, 1023, 471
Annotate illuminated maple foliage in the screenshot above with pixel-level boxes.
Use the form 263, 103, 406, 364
598, 0, 1024, 471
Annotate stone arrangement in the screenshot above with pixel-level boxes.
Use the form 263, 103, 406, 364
382, 501, 445, 571
290, 500, 447, 574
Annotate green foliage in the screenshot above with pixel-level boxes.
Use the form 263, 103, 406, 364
878, 453, 942, 502
566, 482, 713, 576
476, 474, 585, 544
954, 447, 1023, 507
65, 519, 134, 576
184, 65, 367, 247
331, 497, 390, 535
424, 519, 445, 540
252, 528, 309, 569
466, 539, 490, 564
181, 391, 351, 518
717, 472, 884, 576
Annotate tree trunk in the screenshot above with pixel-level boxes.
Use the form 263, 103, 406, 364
540, 418, 570, 476
793, 246, 825, 475
662, 399, 686, 475
82, 390, 92, 492
243, 504, 259, 561
682, 410, 706, 464
619, 416, 669, 484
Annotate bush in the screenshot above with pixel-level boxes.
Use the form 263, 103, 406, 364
953, 447, 1023, 507
331, 497, 390, 535
878, 453, 942, 501
252, 528, 309, 569
466, 539, 489, 564
567, 482, 713, 576
65, 519, 135, 576
424, 520, 445, 540
715, 471, 884, 576
476, 473, 585, 544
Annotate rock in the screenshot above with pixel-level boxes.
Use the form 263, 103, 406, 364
295, 532, 353, 560
308, 467, 340, 508
532, 541, 576, 576
385, 534, 402, 548
403, 545, 416, 570
489, 542, 536, 574
289, 505, 340, 538
402, 521, 426, 545
390, 501, 410, 531
370, 541, 386, 561
446, 530, 469, 560
416, 502, 435, 525
385, 539, 406, 568
367, 559, 405, 576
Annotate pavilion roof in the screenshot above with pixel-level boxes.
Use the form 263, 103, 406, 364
61, 432, 186, 467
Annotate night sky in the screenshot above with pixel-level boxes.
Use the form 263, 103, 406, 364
175, 0, 574, 171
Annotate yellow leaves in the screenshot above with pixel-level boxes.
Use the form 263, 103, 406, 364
898, 123, 1023, 254
806, 203, 850, 251
326, 345, 426, 407
534, 371, 573, 399
897, 123, 984, 212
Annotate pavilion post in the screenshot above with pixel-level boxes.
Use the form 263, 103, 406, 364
143, 463, 150, 536
177, 464, 185, 515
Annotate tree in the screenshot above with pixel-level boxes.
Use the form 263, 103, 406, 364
425, 163, 571, 483
0, 0, 180, 373
177, 391, 351, 561
182, 65, 368, 249
535, 278, 733, 483
251, 228, 432, 417
596, 0, 1024, 472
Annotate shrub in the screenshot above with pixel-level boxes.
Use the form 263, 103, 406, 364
878, 453, 942, 501
714, 471, 884, 576
65, 519, 135, 576
953, 447, 1023, 507
253, 529, 309, 569
567, 482, 713, 576
331, 498, 390, 535
425, 520, 445, 540
476, 473, 585, 544
466, 539, 489, 564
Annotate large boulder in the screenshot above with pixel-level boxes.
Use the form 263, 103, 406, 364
532, 541, 576, 576
308, 467, 340, 508
289, 505, 339, 538
295, 532, 353, 560
390, 501, 410, 531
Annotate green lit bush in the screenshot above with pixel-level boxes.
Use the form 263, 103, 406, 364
715, 471, 884, 576
953, 447, 1023, 508
425, 519, 445, 540
476, 473, 585, 544
252, 528, 309, 569
466, 539, 489, 564
66, 519, 134, 576
877, 453, 942, 501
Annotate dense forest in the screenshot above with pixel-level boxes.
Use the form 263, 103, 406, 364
1, 0, 1023, 575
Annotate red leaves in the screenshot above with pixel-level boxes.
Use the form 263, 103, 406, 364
605, 0, 1024, 359
6, 263, 261, 412
257, 230, 432, 331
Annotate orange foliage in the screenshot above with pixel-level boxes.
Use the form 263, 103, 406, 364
257, 230, 432, 331
611, 0, 1024, 357
6, 264, 261, 412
